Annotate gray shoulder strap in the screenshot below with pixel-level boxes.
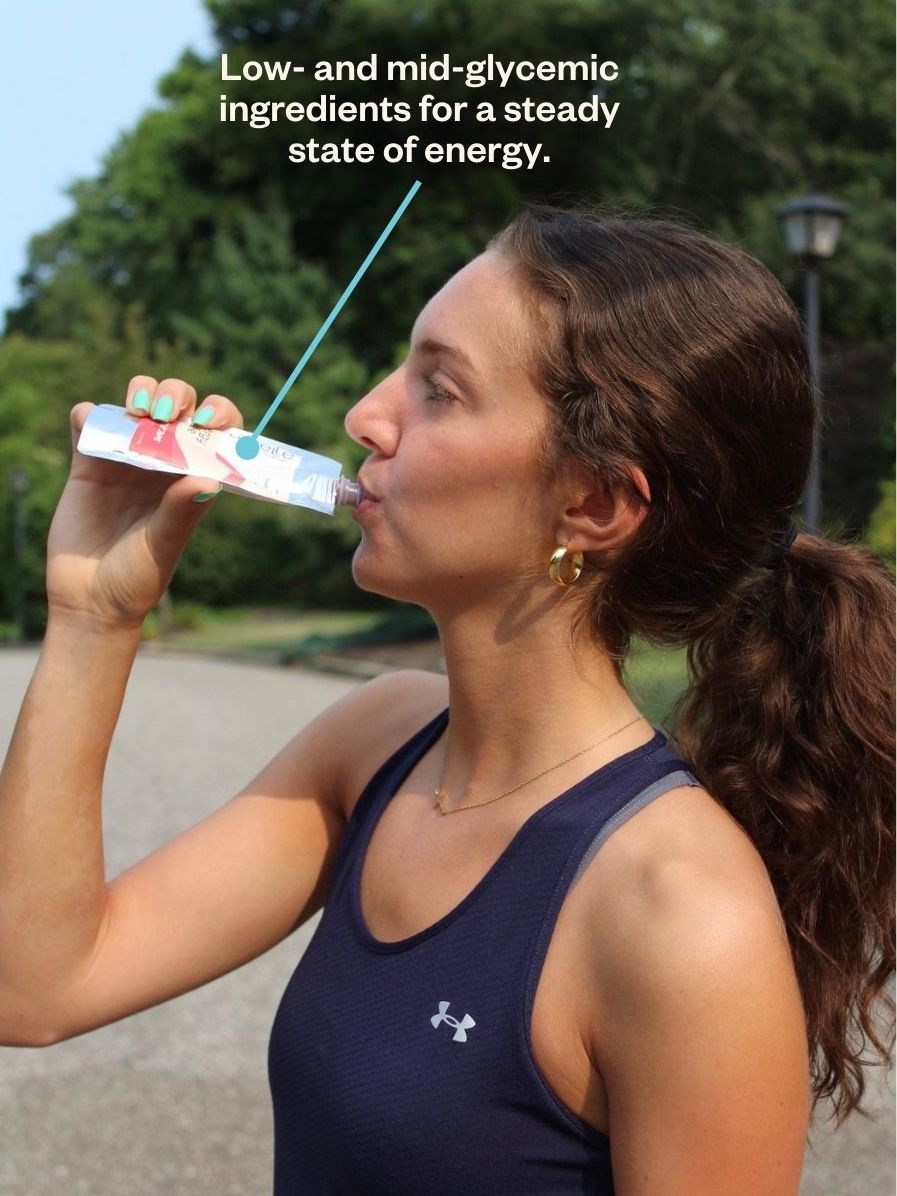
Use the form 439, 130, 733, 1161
570, 769, 700, 889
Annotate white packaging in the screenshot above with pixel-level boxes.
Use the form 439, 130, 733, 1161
77, 404, 360, 513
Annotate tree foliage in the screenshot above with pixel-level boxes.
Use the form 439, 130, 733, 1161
2, 0, 893, 629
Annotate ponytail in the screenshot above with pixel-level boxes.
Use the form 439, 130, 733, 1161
671, 535, 895, 1121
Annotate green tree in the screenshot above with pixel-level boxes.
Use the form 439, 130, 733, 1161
3, 0, 893, 620
169, 199, 367, 449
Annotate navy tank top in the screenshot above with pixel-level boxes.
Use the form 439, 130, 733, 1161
269, 710, 698, 1195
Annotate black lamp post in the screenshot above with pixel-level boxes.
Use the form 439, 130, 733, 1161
775, 190, 849, 534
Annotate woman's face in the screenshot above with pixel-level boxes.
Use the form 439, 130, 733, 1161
344, 250, 567, 613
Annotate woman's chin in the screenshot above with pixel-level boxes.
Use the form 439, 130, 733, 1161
351, 551, 413, 603
351, 555, 442, 609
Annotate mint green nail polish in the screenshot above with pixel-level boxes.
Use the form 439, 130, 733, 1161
152, 395, 175, 422
132, 389, 150, 412
192, 489, 220, 503
191, 406, 214, 426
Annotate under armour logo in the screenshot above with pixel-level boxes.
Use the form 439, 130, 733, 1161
430, 1000, 476, 1042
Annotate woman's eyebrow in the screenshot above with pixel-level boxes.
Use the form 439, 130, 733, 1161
413, 337, 480, 378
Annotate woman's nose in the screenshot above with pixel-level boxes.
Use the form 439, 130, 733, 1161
344, 369, 402, 456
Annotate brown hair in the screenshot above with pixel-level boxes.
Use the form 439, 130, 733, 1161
492, 205, 895, 1122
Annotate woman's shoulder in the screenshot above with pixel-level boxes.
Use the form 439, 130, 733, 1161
576, 782, 806, 1061
584, 784, 793, 990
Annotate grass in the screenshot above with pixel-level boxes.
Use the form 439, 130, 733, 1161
280, 605, 438, 661
143, 604, 383, 655
622, 642, 690, 728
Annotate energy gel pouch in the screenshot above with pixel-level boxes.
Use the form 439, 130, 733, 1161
77, 404, 360, 513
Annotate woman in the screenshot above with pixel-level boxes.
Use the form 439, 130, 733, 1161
0, 207, 893, 1195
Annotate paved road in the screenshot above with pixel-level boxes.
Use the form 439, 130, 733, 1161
0, 648, 893, 1195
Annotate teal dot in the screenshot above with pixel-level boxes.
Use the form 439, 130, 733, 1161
235, 436, 260, 460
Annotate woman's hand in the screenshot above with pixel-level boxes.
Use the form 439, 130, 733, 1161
46, 376, 244, 630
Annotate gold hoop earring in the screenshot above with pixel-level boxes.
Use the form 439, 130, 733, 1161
548, 546, 584, 586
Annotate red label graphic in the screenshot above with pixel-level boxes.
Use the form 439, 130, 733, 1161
215, 452, 245, 486
130, 418, 190, 470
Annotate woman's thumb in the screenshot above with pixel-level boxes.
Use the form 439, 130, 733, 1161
147, 475, 222, 558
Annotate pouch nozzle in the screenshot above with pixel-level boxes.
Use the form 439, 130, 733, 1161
335, 478, 363, 507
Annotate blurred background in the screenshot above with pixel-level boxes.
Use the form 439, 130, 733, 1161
1, 0, 893, 654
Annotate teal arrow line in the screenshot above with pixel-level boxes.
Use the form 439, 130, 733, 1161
242, 179, 422, 453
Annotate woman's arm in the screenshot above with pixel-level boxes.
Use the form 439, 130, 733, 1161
1, 382, 221, 1043
0, 614, 346, 1044
0, 629, 431, 1045
0, 385, 435, 1045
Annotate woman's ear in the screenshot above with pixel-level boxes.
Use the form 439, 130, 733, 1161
557, 466, 650, 555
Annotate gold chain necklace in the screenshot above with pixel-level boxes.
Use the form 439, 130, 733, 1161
434, 714, 645, 815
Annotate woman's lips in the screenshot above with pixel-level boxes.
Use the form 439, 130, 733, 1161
352, 481, 381, 518
356, 472, 382, 504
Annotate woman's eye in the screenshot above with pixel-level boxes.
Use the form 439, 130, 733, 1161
422, 374, 456, 405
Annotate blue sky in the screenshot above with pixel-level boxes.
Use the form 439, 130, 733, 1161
3, 1, 216, 324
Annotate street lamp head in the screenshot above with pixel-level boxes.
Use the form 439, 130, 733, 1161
776, 190, 849, 262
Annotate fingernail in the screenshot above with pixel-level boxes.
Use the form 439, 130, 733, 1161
192, 487, 221, 503
191, 406, 214, 427
132, 389, 151, 413
152, 395, 175, 422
